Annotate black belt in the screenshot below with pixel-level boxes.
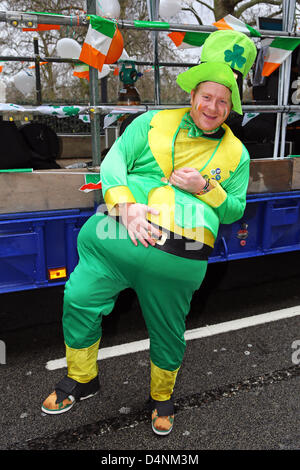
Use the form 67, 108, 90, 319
99, 210, 213, 261
149, 224, 213, 260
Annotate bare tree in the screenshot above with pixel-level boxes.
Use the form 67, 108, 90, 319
1, 0, 183, 104
0, 0, 295, 105
182, 0, 283, 24
2, 0, 88, 103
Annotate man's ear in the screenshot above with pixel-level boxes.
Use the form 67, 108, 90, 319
190, 89, 195, 104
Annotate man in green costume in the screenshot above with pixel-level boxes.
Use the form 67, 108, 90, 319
42, 30, 256, 436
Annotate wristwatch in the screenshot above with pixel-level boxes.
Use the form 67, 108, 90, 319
196, 177, 210, 196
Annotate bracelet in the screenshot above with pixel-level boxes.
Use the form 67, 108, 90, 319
196, 178, 210, 196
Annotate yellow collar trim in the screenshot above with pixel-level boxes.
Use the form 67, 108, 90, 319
148, 108, 189, 177
148, 109, 242, 182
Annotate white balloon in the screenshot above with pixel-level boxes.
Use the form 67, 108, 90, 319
96, 0, 120, 19
159, 0, 182, 18
13, 70, 35, 95
98, 64, 110, 79
56, 38, 82, 59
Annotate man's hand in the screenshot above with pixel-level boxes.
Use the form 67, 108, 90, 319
169, 167, 207, 194
119, 203, 161, 247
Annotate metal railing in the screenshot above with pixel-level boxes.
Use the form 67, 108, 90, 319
0, 0, 299, 166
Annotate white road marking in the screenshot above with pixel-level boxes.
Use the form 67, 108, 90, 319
46, 305, 300, 371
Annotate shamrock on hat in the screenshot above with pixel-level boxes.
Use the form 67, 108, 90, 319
201, 30, 257, 78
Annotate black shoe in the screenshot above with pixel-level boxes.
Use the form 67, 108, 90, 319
148, 395, 175, 436
41, 375, 99, 415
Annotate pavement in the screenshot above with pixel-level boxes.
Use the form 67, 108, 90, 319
0, 251, 300, 457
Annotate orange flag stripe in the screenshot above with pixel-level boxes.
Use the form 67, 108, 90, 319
73, 70, 90, 79
168, 31, 185, 47
213, 18, 234, 31
28, 61, 48, 69
262, 62, 281, 77
23, 24, 60, 31
79, 42, 106, 71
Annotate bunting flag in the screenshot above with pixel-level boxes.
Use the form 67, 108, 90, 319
262, 37, 300, 76
28, 62, 48, 69
79, 181, 102, 192
242, 112, 259, 126
168, 31, 209, 49
287, 112, 300, 125
73, 63, 90, 81
104, 113, 124, 128
213, 14, 261, 37
79, 15, 116, 72
23, 24, 60, 31
22, 11, 62, 31
79, 175, 102, 193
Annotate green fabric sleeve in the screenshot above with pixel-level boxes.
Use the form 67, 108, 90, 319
100, 111, 156, 197
213, 144, 250, 224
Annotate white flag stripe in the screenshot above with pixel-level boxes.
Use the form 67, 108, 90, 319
264, 47, 291, 64
225, 16, 249, 33
179, 43, 200, 49
84, 25, 111, 55
74, 65, 89, 72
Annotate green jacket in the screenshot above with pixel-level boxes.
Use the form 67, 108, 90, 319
101, 108, 250, 248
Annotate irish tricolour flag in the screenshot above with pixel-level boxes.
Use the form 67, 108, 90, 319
213, 14, 261, 37
79, 174, 102, 193
73, 63, 90, 81
168, 31, 209, 49
79, 15, 116, 72
262, 37, 300, 76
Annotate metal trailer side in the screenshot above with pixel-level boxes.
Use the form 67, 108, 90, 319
0, 0, 299, 294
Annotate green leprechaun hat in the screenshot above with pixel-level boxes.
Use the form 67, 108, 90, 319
176, 61, 243, 115
201, 30, 257, 78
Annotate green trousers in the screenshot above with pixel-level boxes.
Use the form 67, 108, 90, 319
63, 213, 207, 396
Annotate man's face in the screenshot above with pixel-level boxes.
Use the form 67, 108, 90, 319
190, 81, 232, 132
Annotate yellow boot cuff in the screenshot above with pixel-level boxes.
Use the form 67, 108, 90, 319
150, 361, 180, 401
66, 339, 100, 384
